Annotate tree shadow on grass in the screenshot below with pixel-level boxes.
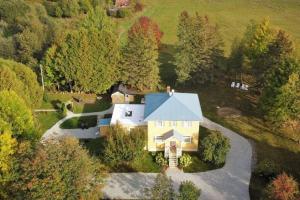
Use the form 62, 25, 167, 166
158, 44, 177, 87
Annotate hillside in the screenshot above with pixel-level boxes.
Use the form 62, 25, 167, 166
118, 0, 300, 55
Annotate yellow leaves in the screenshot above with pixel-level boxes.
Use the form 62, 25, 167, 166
0, 130, 17, 173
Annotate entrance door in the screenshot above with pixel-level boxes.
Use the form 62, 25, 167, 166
170, 141, 176, 153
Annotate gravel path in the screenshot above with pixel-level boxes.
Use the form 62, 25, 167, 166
41, 107, 114, 140
102, 117, 252, 200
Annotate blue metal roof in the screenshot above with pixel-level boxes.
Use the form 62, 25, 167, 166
98, 118, 111, 126
144, 92, 203, 121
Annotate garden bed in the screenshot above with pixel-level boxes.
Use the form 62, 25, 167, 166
60, 116, 97, 129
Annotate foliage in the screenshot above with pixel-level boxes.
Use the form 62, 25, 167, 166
129, 16, 163, 45
155, 152, 168, 167
0, 58, 43, 107
148, 173, 175, 200
11, 137, 106, 200
45, 0, 93, 18
43, 8, 119, 93
264, 172, 299, 200
117, 8, 132, 18
200, 131, 230, 165
120, 17, 160, 90
255, 159, 281, 179
103, 125, 146, 166
175, 12, 224, 85
60, 116, 97, 129
0, 90, 35, 139
259, 58, 300, 126
134, 2, 144, 12
178, 180, 201, 200
0, 121, 17, 174
179, 153, 192, 168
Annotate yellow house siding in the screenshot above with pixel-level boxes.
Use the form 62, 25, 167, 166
147, 121, 199, 151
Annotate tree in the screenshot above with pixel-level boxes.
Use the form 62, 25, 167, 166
43, 9, 119, 93
148, 173, 174, 200
175, 12, 224, 85
200, 131, 230, 165
103, 125, 146, 166
260, 58, 300, 127
12, 137, 106, 200
178, 181, 201, 200
0, 119, 17, 174
0, 90, 34, 138
0, 58, 43, 107
264, 172, 299, 200
129, 16, 163, 46
120, 17, 160, 91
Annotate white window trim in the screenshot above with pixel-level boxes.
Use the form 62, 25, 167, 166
154, 136, 164, 143
155, 121, 164, 127
183, 136, 192, 143
170, 121, 177, 127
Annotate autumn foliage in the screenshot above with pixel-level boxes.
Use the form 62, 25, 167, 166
266, 172, 299, 200
128, 16, 163, 45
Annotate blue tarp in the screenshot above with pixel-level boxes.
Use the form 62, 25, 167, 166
98, 118, 111, 126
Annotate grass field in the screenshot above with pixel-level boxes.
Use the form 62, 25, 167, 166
35, 112, 64, 136
118, 0, 300, 55
60, 116, 97, 129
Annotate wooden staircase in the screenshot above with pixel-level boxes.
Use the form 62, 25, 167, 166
168, 151, 178, 168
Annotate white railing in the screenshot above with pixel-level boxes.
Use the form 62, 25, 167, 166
164, 145, 169, 158
176, 147, 182, 157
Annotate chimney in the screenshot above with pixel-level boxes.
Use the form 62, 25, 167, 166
166, 86, 171, 93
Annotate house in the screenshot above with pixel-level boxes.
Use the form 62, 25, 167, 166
99, 87, 203, 167
111, 84, 135, 104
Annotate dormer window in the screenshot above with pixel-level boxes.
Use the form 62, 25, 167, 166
125, 111, 132, 117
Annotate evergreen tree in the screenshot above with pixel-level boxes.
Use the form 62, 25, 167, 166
148, 173, 175, 200
175, 12, 224, 85
260, 58, 300, 126
120, 17, 160, 91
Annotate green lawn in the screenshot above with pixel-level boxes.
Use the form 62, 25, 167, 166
60, 116, 97, 129
40, 92, 111, 113
183, 152, 220, 173
118, 0, 300, 55
35, 112, 64, 136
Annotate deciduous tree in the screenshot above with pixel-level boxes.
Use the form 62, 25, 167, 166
148, 173, 174, 200
178, 181, 201, 200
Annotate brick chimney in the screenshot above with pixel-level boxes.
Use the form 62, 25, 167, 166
166, 86, 171, 93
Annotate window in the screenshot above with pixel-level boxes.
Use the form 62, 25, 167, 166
182, 121, 192, 127
170, 121, 177, 127
125, 111, 132, 117
183, 136, 192, 143
155, 121, 164, 127
154, 136, 163, 143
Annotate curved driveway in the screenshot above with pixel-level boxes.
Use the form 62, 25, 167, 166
102, 117, 252, 200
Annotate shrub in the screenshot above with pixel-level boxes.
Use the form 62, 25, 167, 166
147, 173, 175, 200
178, 181, 201, 200
155, 152, 168, 167
255, 159, 280, 179
200, 131, 230, 165
179, 153, 192, 168
117, 8, 131, 18
103, 125, 146, 166
264, 172, 299, 200
134, 2, 144, 12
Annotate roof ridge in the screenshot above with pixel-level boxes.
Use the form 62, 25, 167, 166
173, 94, 201, 120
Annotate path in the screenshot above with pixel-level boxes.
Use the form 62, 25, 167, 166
41, 107, 114, 141
102, 117, 252, 200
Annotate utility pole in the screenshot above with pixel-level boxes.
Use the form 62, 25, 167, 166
39, 64, 45, 91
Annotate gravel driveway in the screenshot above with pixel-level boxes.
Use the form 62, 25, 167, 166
103, 117, 252, 200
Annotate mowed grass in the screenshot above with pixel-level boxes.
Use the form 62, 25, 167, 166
40, 92, 111, 113
60, 116, 97, 129
35, 112, 64, 136
118, 0, 300, 55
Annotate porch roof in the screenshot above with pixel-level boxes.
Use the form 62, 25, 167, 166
162, 129, 185, 142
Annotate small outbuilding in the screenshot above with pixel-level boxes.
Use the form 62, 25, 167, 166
111, 84, 135, 104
